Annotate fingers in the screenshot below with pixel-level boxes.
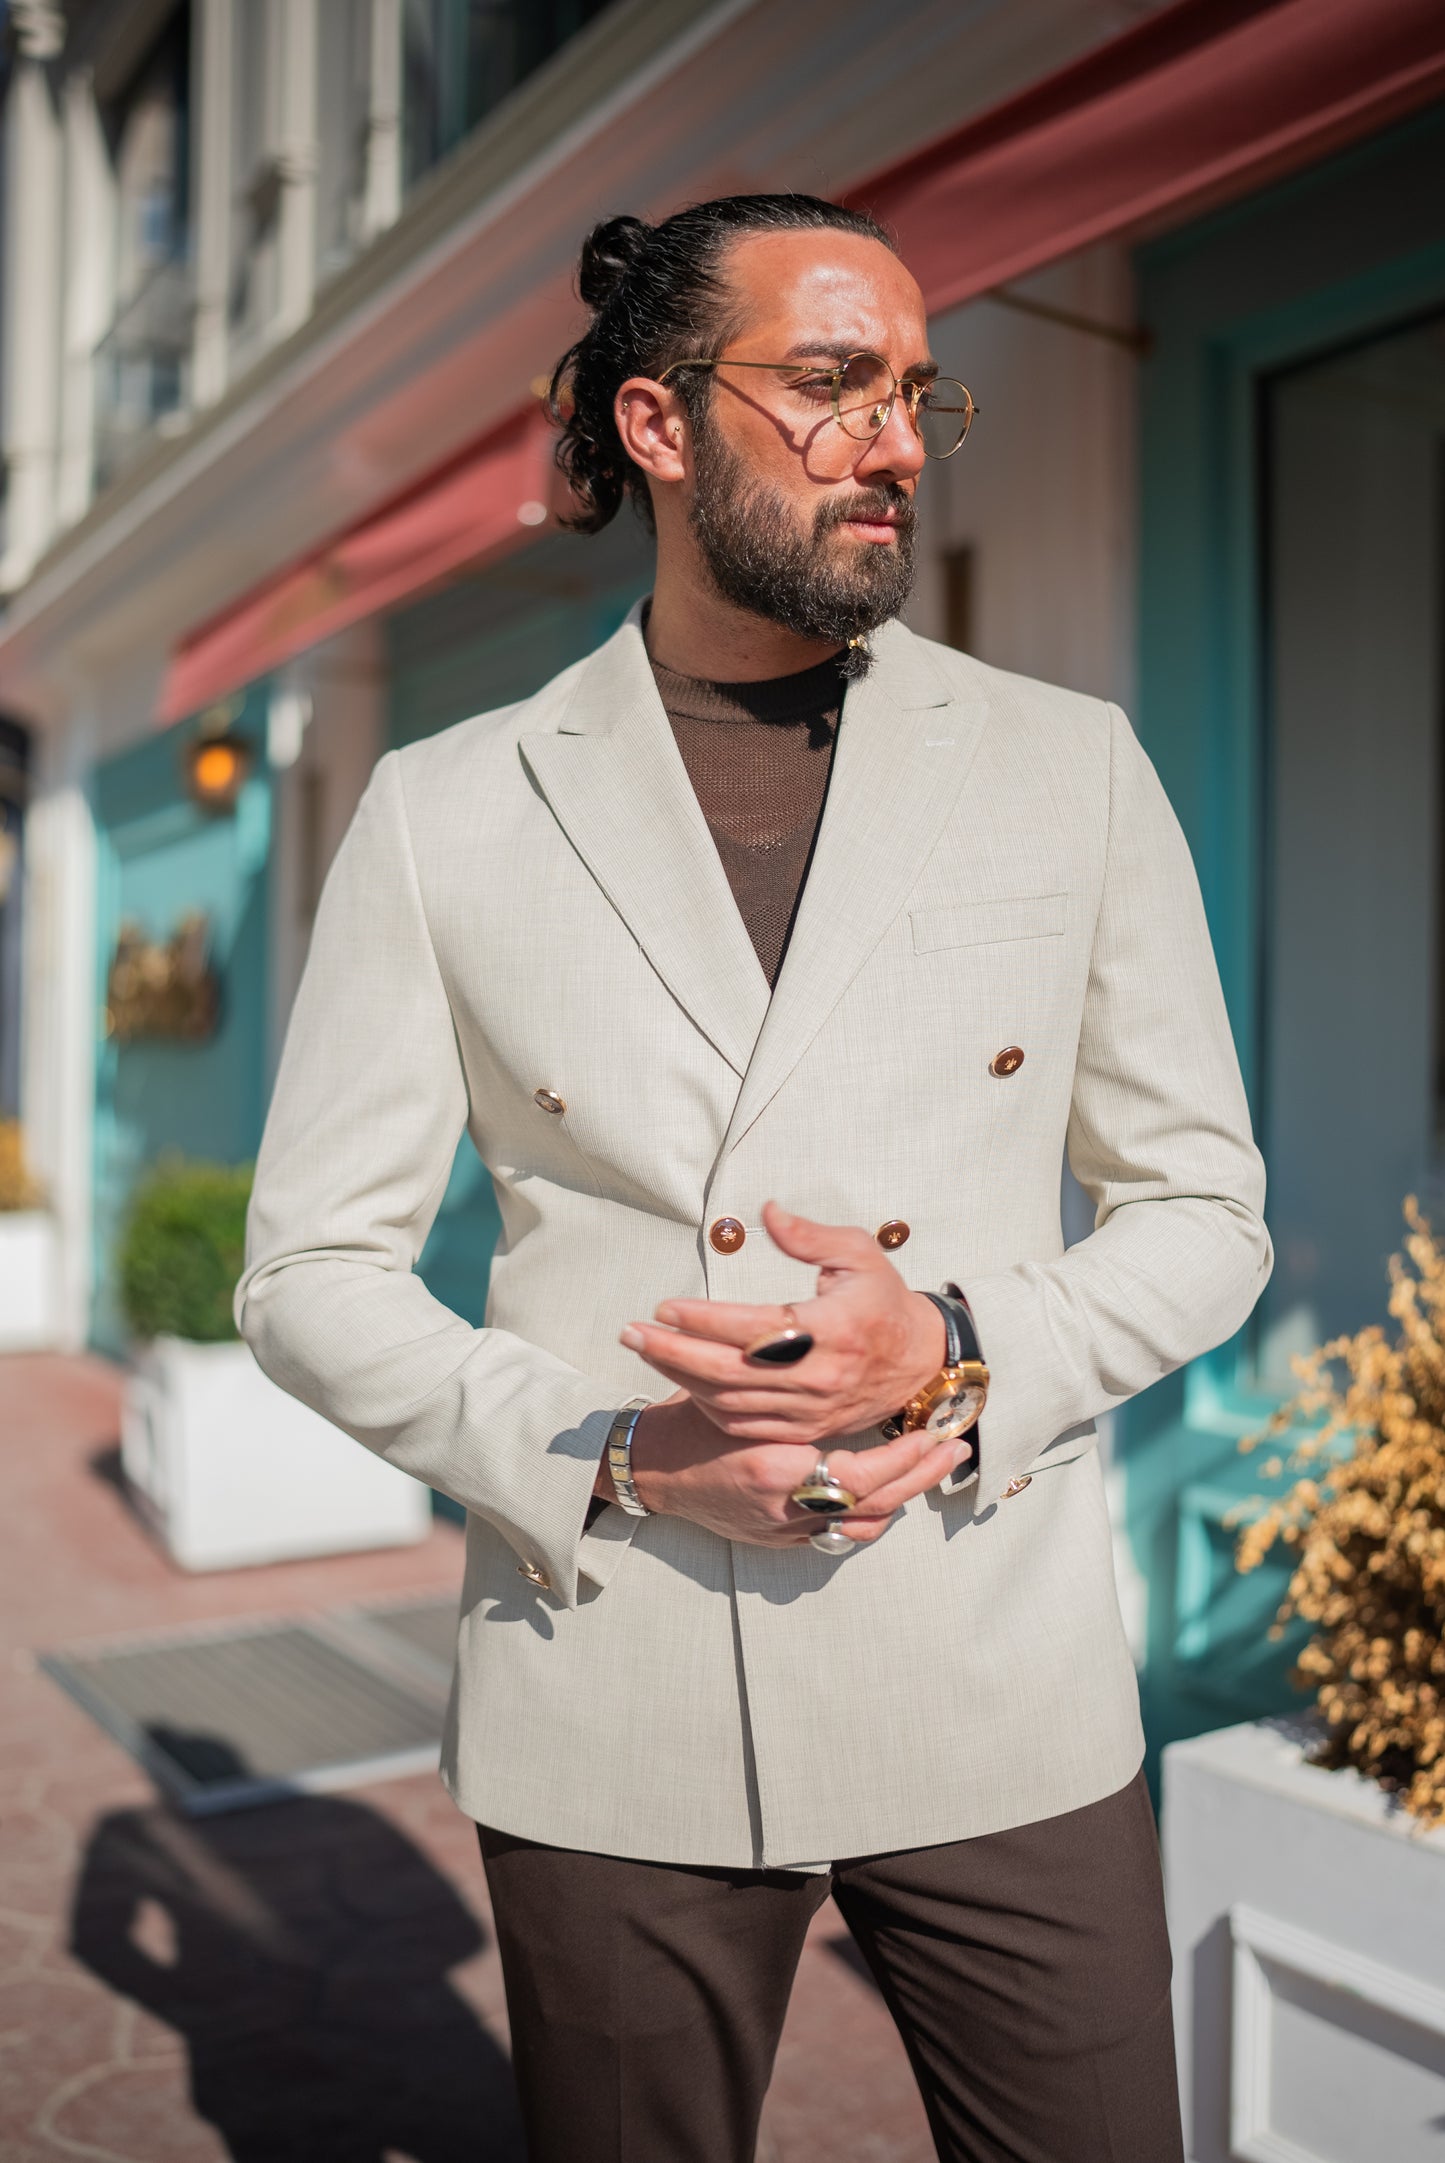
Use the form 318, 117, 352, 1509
624, 1320, 832, 1398
848, 1434, 960, 1516
832, 1427, 947, 1499
759, 1201, 882, 1271
647, 1203, 887, 1355
622, 1320, 748, 1385
794, 1438, 957, 1548
651, 1297, 799, 1347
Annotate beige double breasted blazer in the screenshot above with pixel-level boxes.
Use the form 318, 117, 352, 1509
238, 609, 1270, 1867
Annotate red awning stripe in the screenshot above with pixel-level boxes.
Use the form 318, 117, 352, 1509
845, 0, 1445, 318
158, 404, 554, 725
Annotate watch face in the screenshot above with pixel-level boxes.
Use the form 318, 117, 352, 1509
922, 1383, 986, 1441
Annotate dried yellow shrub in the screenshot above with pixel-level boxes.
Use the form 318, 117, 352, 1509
0, 1120, 43, 1212
1237, 1199, 1445, 1827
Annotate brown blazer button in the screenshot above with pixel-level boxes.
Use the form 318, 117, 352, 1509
708, 1216, 746, 1255
533, 1087, 566, 1114
1002, 1475, 1032, 1498
876, 1220, 911, 1250
517, 1559, 551, 1588
989, 1046, 1026, 1078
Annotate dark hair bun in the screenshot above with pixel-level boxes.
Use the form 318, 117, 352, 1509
577, 214, 653, 310
552, 193, 893, 535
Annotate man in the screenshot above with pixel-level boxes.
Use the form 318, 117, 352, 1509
239, 194, 1270, 2162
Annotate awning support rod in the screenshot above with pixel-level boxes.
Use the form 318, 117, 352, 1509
983, 285, 1152, 357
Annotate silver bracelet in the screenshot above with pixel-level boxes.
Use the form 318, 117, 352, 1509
606, 1399, 652, 1517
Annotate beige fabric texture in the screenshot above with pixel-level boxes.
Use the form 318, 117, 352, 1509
237, 610, 1271, 1868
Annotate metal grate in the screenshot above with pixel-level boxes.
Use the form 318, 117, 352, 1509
353, 1595, 458, 1681
42, 1610, 452, 1816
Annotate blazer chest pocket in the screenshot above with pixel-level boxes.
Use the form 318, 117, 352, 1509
910, 892, 1067, 954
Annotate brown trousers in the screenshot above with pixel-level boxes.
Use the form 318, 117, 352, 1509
478, 1769, 1183, 2163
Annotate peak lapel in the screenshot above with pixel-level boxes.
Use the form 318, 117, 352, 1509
726, 624, 988, 1147
519, 617, 770, 1079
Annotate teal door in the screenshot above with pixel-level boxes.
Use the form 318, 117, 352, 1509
92, 693, 273, 1351
386, 523, 651, 1329
1126, 104, 1445, 1761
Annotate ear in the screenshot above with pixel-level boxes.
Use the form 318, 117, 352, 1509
614, 376, 689, 487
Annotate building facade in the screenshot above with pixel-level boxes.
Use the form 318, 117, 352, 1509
1, 0, 1442, 1757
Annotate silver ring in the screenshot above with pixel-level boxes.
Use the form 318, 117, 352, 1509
809, 1523, 853, 1556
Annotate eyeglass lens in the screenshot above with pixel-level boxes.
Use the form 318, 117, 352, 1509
833, 354, 974, 458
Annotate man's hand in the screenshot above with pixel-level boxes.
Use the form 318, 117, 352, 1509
608, 1203, 966, 1547
621, 1203, 946, 1446
610, 1393, 962, 1547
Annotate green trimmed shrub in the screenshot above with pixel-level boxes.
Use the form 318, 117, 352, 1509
118, 1157, 253, 1343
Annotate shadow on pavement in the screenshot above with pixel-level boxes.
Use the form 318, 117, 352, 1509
825, 1929, 882, 1991
85, 1441, 129, 1498
69, 1771, 525, 2162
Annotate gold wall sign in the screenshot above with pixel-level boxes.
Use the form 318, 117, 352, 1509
105, 912, 219, 1043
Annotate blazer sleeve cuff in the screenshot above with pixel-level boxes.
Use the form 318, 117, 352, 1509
945, 1266, 1095, 1505
577, 1498, 647, 1589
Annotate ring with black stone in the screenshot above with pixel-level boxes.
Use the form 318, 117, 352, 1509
790, 1456, 856, 1516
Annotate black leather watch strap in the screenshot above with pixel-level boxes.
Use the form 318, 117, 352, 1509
939, 1281, 985, 1364
920, 1289, 965, 1367
934, 1284, 985, 1478
889, 1287, 987, 1469
922, 1285, 985, 1368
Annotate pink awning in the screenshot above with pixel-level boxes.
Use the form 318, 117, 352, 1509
160, 0, 1445, 724
846, 0, 1445, 317
158, 404, 554, 725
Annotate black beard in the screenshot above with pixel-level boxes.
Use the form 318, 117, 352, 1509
688, 422, 916, 669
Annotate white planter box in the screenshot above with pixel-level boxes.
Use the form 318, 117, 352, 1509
120, 1336, 432, 1571
1164, 1718, 1445, 2163
0, 1210, 62, 1350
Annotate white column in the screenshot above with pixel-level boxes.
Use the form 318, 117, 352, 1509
191, 0, 235, 409
55, 65, 114, 529
20, 695, 98, 1351
363, 0, 403, 239
273, 0, 320, 335
267, 621, 383, 1081
1, 2, 65, 589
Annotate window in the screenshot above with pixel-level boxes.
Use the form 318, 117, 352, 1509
402, 0, 613, 190
92, 7, 193, 490
227, 0, 283, 362
316, 0, 376, 281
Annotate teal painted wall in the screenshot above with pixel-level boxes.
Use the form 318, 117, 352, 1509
1126, 103, 1445, 1762
386, 523, 652, 1328
92, 687, 274, 1350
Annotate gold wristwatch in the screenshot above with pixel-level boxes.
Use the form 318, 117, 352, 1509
880, 1287, 988, 1444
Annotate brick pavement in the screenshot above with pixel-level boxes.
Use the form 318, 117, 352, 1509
0, 1354, 934, 2162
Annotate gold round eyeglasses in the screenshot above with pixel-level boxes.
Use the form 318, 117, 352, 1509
656, 349, 978, 459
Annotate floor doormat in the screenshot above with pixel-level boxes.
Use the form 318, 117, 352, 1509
347, 1593, 459, 1682
41, 1597, 459, 1815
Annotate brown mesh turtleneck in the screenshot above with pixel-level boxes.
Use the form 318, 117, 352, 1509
650, 648, 845, 988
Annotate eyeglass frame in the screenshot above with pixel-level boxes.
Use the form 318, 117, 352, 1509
654, 349, 978, 458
